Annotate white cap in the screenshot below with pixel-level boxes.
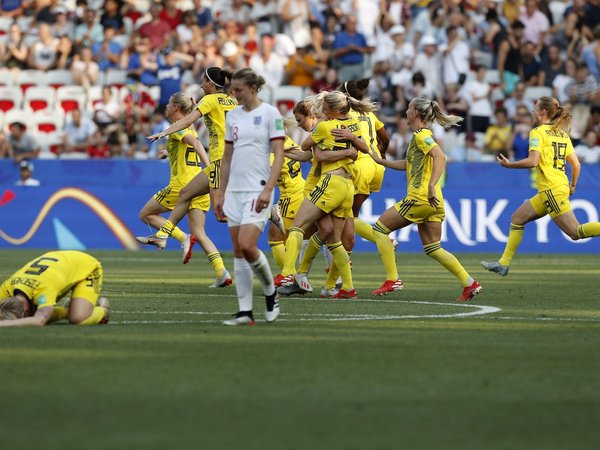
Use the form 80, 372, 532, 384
420, 35, 437, 47
220, 41, 238, 58
389, 25, 405, 36
19, 160, 34, 171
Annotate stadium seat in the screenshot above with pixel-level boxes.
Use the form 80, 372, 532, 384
44, 70, 75, 89
484, 69, 501, 86
0, 16, 11, 35
0, 86, 23, 112
23, 85, 56, 112
272, 85, 305, 111
257, 85, 273, 105
56, 85, 86, 114
524, 86, 553, 101
15, 70, 46, 94
31, 131, 61, 158
31, 109, 64, 133
103, 69, 129, 89
3, 109, 30, 131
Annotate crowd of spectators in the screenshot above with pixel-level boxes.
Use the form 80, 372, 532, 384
0, 0, 599, 163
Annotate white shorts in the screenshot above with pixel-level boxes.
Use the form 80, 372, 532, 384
223, 190, 274, 230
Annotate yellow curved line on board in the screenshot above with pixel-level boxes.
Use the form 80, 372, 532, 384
0, 187, 139, 250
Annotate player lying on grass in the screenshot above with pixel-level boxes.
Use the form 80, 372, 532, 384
0, 250, 110, 327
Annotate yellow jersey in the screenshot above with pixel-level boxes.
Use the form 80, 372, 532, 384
349, 109, 384, 159
310, 117, 362, 175
530, 124, 575, 191
197, 92, 237, 161
0, 251, 101, 309
406, 128, 443, 202
167, 126, 202, 190
271, 136, 305, 198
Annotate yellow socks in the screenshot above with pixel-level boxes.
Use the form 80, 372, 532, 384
577, 222, 600, 239
78, 306, 106, 325
424, 242, 471, 286
499, 223, 524, 266
299, 234, 324, 273
170, 226, 186, 242
373, 220, 398, 280
156, 220, 175, 238
282, 227, 304, 276
328, 242, 352, 290
354, 217, 375, 242
268, 240, 286, 270
207, 251, 226, 277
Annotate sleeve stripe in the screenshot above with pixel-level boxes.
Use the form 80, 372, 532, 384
270, 136, 286, 141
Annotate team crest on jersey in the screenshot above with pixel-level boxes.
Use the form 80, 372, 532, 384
254, 116, 262, 126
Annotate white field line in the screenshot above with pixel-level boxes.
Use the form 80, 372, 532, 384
109, 300, 502, 325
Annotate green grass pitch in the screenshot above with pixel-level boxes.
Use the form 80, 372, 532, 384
0, 249, 599, 450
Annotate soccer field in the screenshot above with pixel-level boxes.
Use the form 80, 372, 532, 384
1, 249, 599, 450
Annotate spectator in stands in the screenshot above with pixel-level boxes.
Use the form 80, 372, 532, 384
462, 65, 493, 134
540, 44, 565, 88
408, 1, 439, 49
92, 86, 121, 133
581, 24, 600, 83
521, 40, 543, 86
586, 106, 600, 138
220, 40, 244, 72
193, 0, 214, 35
442, 25, 471, 87
249, 34, 286, 90
8, 122, 39, 163
74, 8, 103, 48
280, 0, 312, 49
251, 0, 278, 36
510, 111, 533, 161
481, 7, 507, 69
123, 74, 156, 121
147, 109, 169, 158
125, 35, 159, 86
284, 45, 321, 87
52, 6, 75, 39
310, 67, 339, 94
192, 39, 224, 76
503, 82, 534, 121
464, 132, 486, 162
484, 106, 512, 159
27, 23, 60, 71
71, 45, 100, 89
138, 2, 173, 51
332, 15, 373, 82
175, 9, 201, 50
574, 130, 600, 163
497, 20, 526, 95
519, 0, 550, 55
36, 0, 61, 24
0, 131, 10, 159
0, 23, 28, 75
160, 0, 183, 29
378, 89, 401, 132
413, 35, 442, 100
16, 160, 40, 186
60, 108, 98, 158
100, 0, 125, 34
91, 26, 123, 71
387, 112, 411, 160
442, 83, 468, 134
566, 63, 600, 141
553, 57, 577, 104
120, 115, 149, 158
379, 25, 414, 89
0, 0, 31, 18
219, 0, 251, 30
156, 47, 193, 113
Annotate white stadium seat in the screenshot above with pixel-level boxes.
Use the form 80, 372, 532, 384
0, 85, 23, 113
23, 85, 56, 113
56, 85, 86, 114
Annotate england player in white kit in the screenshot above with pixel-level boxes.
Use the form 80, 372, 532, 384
217, 68, 286, 326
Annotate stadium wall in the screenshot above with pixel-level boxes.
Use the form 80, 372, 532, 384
1, 160, 600, 253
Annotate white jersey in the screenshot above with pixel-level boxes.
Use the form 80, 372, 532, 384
225, 102, 285, 192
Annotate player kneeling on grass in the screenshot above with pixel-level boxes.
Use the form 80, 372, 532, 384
0, 251, 109, 327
